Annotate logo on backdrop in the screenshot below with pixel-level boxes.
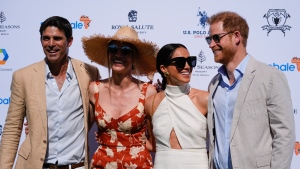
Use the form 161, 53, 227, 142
183, 7, 210, 38
197, 8, 209, 29
111, 10, 154, 34
0, 49, 12, 71
262, 9, 291, 36
295, 142, 300, 156
0, 49, 9, 65
71, 15, 91, 29
291, 57, 300, 72
192, 50, 220, 77
269, 57, 300, 72
41, 15, 92, 30
197, 50, 206, 64
79, 15, 92, 29
128, 10, 137, 22
0, 97, 10, 104
0, 11, 21, 36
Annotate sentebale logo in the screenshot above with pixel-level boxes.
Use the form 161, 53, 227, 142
291, 57, 300, 72
0, 49, 9, 65
295, 142, 300, 156
79, 15, 92, 29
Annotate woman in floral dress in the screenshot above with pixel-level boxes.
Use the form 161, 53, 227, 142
82, 26, 158, 169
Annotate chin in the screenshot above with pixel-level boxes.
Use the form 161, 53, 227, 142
180, 78, 191, 83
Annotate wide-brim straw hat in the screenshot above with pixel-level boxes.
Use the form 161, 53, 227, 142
82, 26, 159, 76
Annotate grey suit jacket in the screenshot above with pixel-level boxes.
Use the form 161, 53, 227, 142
0, 58, 100, 169
207, 56, 295, 169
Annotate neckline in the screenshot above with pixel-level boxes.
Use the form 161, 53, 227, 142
95, 82, 148, 120
165, 84, 191, 97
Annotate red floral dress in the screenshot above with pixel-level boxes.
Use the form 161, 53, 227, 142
91, 82, 153, 169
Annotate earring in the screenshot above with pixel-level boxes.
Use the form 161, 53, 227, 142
164, 72, 169, 77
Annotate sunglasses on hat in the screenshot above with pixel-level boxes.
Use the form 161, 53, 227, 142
108, 44, 132, 55
166, 56, 197, 69
205, 32, 233, 45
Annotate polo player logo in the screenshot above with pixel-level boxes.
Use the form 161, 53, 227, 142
262, 9, 291, 36
128, 10, 137, 22
197, 7, 209, 29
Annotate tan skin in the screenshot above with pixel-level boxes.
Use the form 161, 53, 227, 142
24, 26, 73, 133
90, 41, 157, 150
42, 26, 73, 90
208, 21, 247, 85
144, 47, 209, 151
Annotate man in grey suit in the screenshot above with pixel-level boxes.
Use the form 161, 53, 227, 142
0, 16, 100, 169
206, 11, 295, 169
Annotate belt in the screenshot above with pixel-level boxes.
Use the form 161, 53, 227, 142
43, 162, 84, 169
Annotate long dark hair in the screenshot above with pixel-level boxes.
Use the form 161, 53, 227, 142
156, 43, 187, 90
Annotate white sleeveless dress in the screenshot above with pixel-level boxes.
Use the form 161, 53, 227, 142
152, 84, 208, 169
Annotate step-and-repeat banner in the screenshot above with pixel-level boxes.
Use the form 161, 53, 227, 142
1, 0, 299, 168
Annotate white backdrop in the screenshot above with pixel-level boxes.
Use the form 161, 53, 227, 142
1, 0, 299, 168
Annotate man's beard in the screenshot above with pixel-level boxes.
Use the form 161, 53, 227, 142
214, 45, 236, 65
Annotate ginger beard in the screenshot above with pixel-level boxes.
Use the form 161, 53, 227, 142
214, 40, 237, 65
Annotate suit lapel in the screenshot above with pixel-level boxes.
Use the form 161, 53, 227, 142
33, 60, 47, 134
71, 58, 89, 126
230, 56, 256, 141
208, 74, 221, 144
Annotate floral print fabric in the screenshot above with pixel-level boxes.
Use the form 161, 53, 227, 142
91, 82, 153, 169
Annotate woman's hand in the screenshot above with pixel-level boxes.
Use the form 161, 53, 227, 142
24, 121, 29, 136
94, 131, 101, 144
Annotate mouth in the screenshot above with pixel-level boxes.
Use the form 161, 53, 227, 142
180, 69, 191, 75
47, 49, 59, 55
212, 47, 222, 54
212, 49, 221, 54
112, 58, 126, 65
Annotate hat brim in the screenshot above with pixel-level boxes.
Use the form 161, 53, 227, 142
82, 34, 159, 76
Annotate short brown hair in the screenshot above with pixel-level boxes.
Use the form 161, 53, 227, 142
207, 11, 249, 47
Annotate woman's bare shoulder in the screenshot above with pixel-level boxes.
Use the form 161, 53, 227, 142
190, 88, 209, 104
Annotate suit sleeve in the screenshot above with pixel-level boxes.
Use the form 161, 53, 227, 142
0, 71, 26, 169
267, 70, 295, 169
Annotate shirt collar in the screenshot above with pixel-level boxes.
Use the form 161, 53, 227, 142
45, 58, 73, 81
218, 54, 250, 79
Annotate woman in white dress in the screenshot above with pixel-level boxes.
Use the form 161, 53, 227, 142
145, 43, 209, 169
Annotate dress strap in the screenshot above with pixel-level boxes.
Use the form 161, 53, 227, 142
151, 93, 157, 116
140, 82, 149, 98
94, 80, 101, 93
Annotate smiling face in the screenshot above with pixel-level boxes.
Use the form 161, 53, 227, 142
108, 41, 134, 74
208, 22, 237, 66
161, 47, 193, 86
41, 26, 73, 64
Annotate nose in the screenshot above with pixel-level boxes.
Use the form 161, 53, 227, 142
115, 48, 123, 56
48, 38, 55, 48
184, 60, 191, 69
208, 39, 216, 48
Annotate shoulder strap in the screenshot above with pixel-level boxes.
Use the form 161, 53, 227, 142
140, 82, 149, 97
151, 93, 157, 116
94, 80, 101, 93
